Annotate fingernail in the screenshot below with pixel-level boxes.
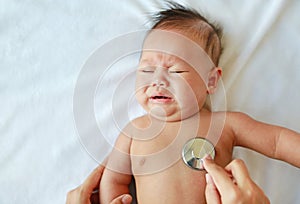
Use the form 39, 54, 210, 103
203, 154, 212, 161
122, 194, 131, 204
202, 155, 212, 169
205, 173, 213, 184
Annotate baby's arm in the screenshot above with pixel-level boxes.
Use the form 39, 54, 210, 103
229, 112, 300, 167
99, 130, 133, 204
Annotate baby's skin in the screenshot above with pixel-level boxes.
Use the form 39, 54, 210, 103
100, 29, 300, 204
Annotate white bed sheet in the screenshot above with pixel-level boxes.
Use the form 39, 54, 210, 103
1, 0, 300, 203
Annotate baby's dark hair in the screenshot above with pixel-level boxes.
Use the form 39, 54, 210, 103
151, 2, 223, 66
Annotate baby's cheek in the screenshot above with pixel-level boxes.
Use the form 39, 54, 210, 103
136, 75, 152, 88
135, 90, 148, 108
135, 91, 143, 102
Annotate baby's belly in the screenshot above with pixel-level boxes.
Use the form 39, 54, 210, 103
134, 160, 207, 204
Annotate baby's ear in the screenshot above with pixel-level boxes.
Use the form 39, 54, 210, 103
207, 67, 222, 94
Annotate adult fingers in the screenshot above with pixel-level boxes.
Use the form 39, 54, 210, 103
66, 187, 80, 204
224, 159, 270, 204
82, 165, 105, 192
70, 165, 105, 204
110, 194, 132, 204
224, 159, 250, 187
203, 156, 237, 196
205, 173, 221, 204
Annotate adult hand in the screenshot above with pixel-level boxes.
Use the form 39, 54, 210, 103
66, 165, 132, 204
203, 157, 270, 204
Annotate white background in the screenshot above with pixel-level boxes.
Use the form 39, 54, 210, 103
1, 0, 300, 203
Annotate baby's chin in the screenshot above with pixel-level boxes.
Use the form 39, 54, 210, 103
148, 106, 199, 122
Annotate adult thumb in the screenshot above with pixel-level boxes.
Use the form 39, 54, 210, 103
110, 194, 132, 204
205, 173, 221, 204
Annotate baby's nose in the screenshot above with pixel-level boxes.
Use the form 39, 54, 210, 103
151, 69, 169, 87
151, 79, 167, 87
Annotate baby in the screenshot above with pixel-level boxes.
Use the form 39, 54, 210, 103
100, 3, 300, 204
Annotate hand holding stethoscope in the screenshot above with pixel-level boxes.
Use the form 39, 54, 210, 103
203, 156, 270, 204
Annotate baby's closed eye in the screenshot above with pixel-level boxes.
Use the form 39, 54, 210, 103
138, 66, 155, 73
168, 70, 189, 74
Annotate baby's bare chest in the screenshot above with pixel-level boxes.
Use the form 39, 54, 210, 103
131, 136, 233, 176
133, 159, 208, 204
130, 116, 234, 174
131, 138, 232, 204
130, 132, 183, 175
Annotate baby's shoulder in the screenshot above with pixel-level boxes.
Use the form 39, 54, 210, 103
225, 111, 251, 121
210, 111, 251, 128
214, 111, 254, 133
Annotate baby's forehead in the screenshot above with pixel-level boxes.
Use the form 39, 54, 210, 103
144, 29, 199, 48
140, 51, 178, 62
141, 29, 214, 69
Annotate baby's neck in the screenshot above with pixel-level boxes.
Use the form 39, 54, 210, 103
148, 108, 211, 124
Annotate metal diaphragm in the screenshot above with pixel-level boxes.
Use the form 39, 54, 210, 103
182, 137, 215, 170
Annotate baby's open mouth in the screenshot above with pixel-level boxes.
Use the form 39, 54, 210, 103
150, 95, 173, 103
151, 96, 172, 99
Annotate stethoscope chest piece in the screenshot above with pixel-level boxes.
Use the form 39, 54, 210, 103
182, 137, 215, 170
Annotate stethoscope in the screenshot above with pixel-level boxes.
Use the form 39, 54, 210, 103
182, 137, 215, 170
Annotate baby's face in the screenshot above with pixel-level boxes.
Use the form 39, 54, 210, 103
135, 30, 214, 122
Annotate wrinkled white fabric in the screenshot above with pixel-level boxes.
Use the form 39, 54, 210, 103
1, 0, 300, 203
